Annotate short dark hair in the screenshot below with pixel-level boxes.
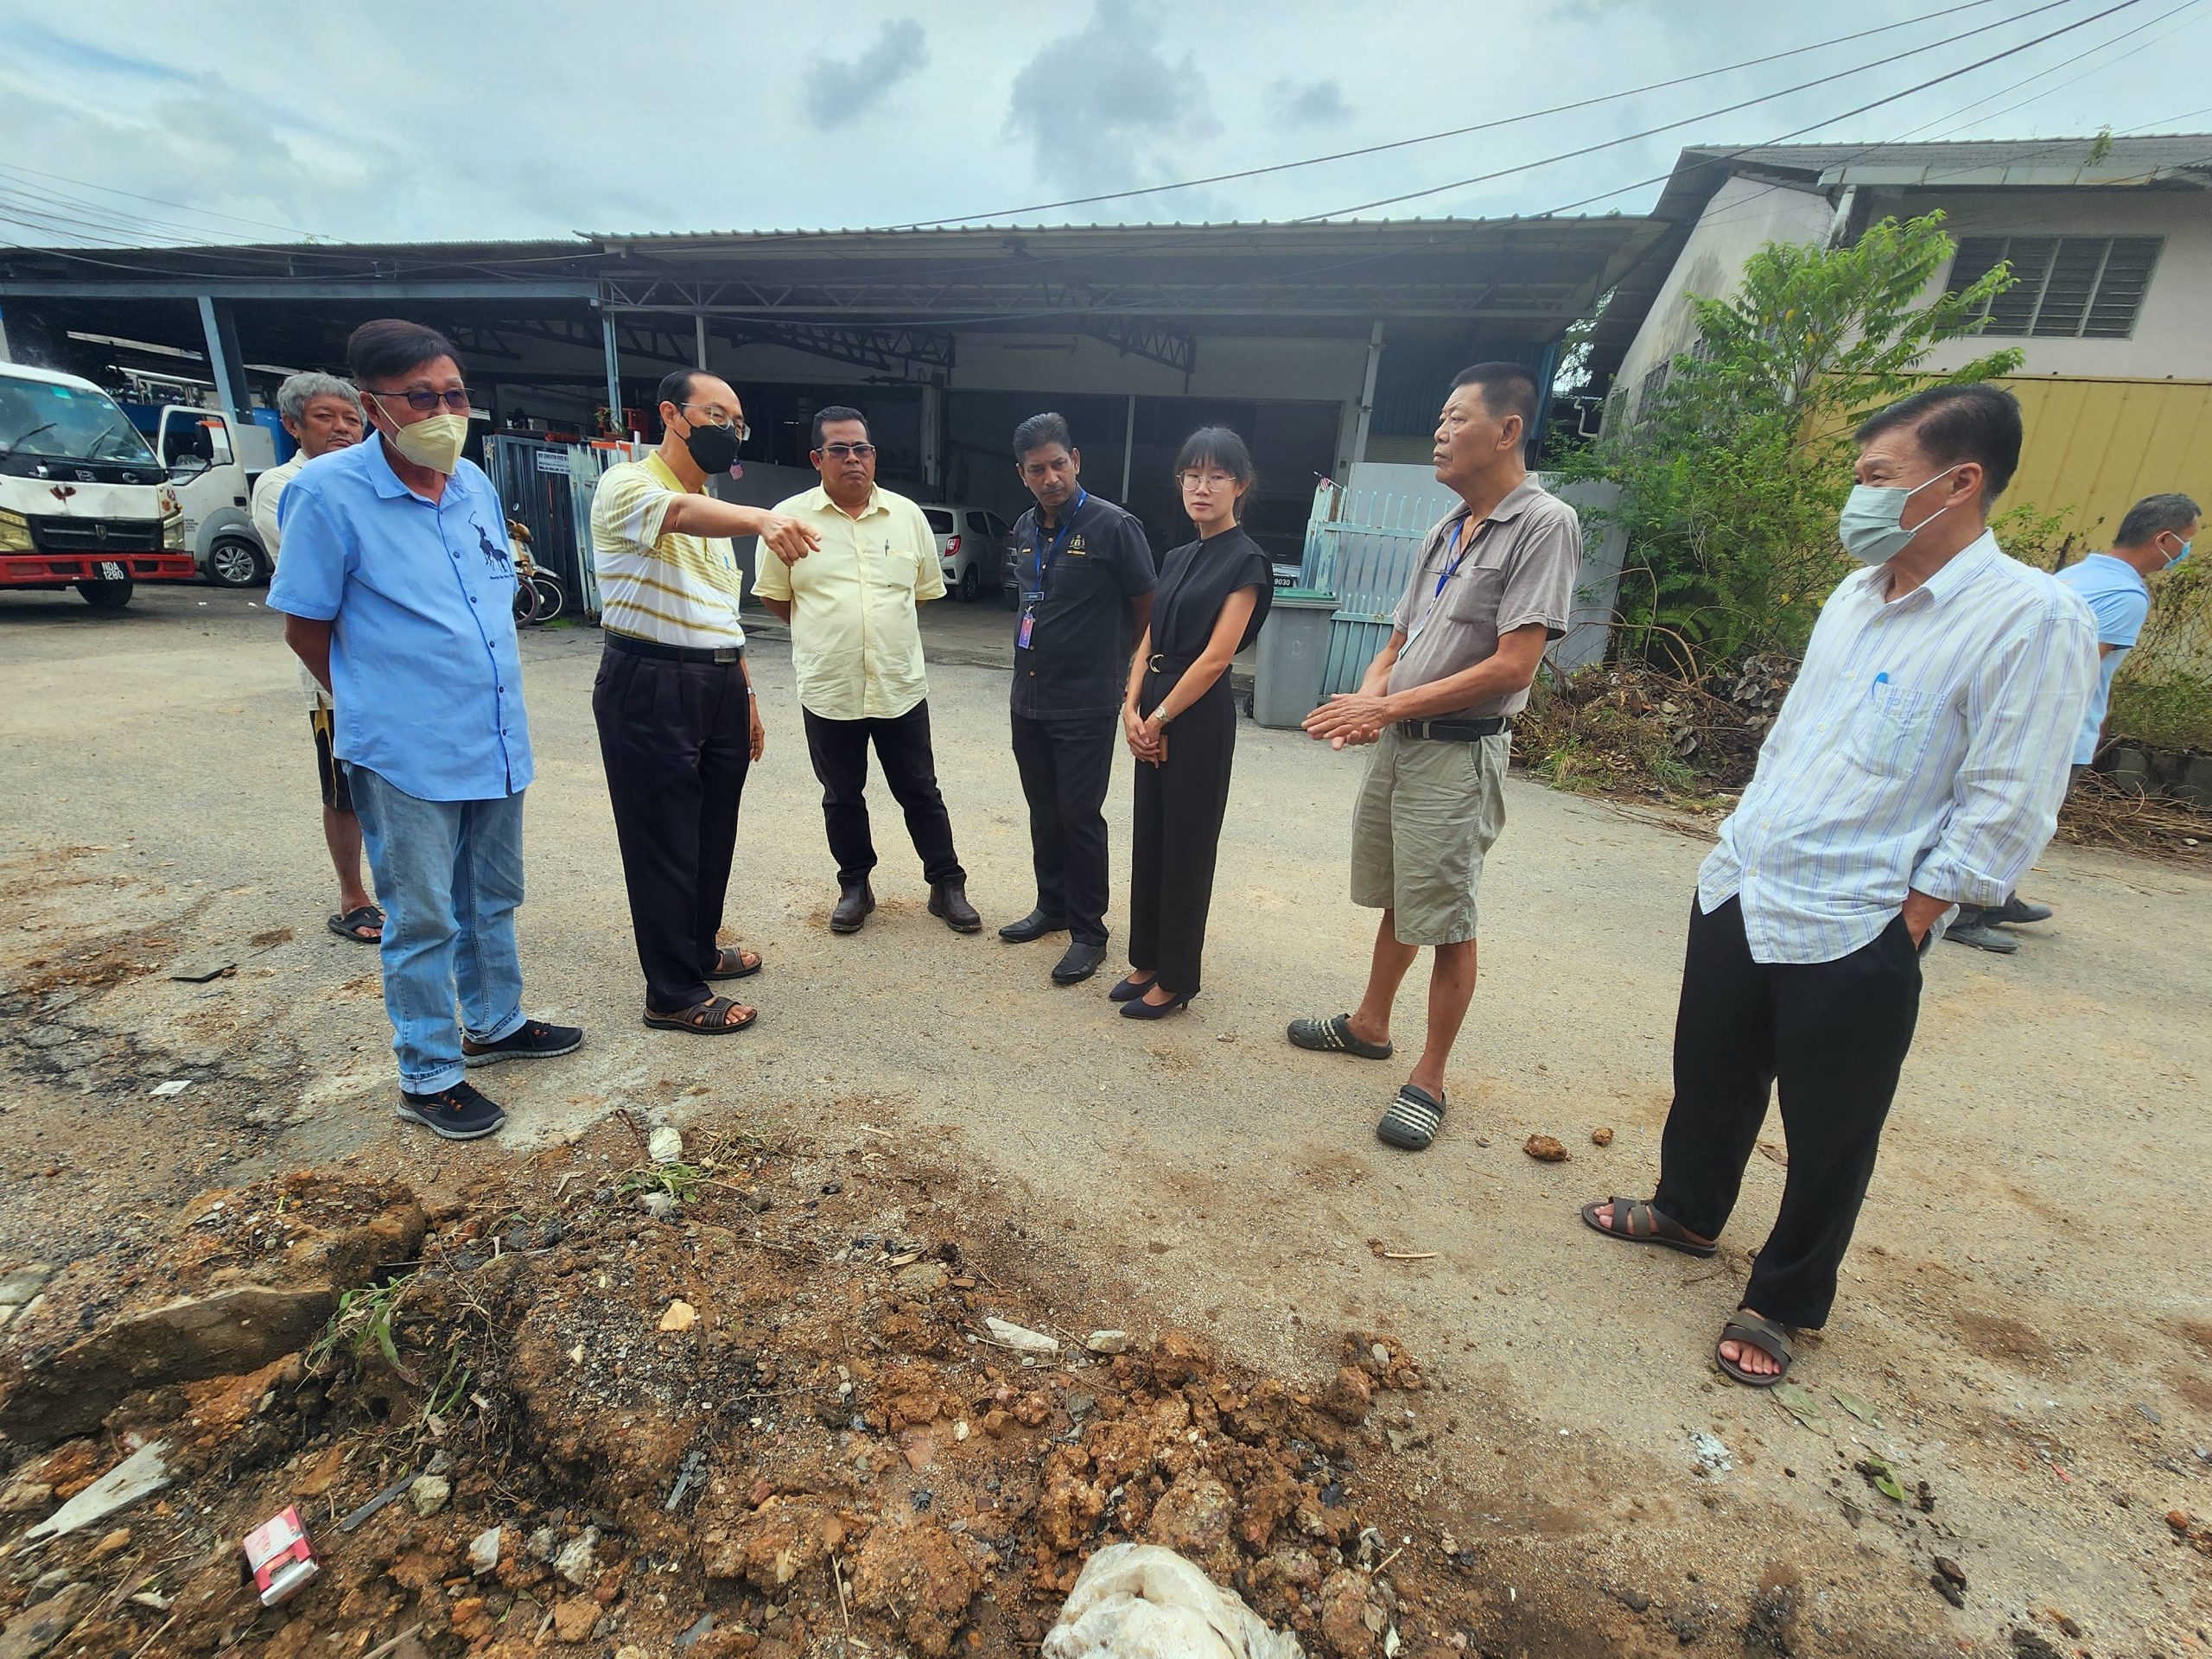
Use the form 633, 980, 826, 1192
1853, 383, 2023, 506
811, 404, 868, 448
1172, 425, 1256, 521
346, 319, 465, 386
656, 369, 703, 411
1013, 411, 1074, 461
1451, 361, 1538, 429
2115, 491, 2202, 549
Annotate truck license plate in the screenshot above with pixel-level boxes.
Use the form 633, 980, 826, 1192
99, 562, 126, 581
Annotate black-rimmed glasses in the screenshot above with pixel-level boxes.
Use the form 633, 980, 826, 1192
366, 386, 472, 413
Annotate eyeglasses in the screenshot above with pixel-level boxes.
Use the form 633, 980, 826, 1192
367, 387, 471, 414
821, 442, 876, 460
680, 404, 749, 442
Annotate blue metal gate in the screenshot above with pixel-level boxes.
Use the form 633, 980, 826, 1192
1298, 474, 1458, 697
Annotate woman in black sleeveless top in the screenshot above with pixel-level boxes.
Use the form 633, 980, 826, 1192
1113, 427, 1274, 1019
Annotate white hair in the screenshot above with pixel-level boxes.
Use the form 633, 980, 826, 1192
276, 371, 360, 425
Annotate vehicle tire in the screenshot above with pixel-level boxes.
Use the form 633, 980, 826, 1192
958, 564, 979, 603
512, 577, 540, 626
207, 537, 262, 588
75, 577, 133, 611
530, 575, 565, 622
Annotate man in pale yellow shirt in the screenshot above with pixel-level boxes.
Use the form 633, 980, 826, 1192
754, 405, 982, 935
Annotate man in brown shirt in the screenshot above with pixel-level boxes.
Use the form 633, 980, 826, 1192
1294, 362, 1583, 1152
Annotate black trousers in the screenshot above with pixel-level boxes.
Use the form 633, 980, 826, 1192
1128, 669, 1237, 995
1011, 709, 1116, 944
802, 702, 964, 888
1652, 894, 1923, 1330
593, 647, 751, 1014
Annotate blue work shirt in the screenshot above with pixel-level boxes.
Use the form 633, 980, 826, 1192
268, 439, 533, 801
2053, 552, 2151, 765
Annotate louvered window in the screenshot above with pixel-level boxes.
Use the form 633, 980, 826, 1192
1948, 236, 2163, 339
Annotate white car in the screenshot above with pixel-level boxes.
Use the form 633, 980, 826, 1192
918, 503, 1013, 602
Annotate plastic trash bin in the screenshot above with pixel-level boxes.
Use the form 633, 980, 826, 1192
1253, 588, 1338, 729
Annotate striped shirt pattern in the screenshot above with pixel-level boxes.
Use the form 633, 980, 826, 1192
1700, 531, 2097, 965
589, 454, 747, 649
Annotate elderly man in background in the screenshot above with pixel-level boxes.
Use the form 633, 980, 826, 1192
251, 371, 378, 944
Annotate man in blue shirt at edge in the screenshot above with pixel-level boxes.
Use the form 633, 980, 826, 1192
269, 319, 583, 1142
1947, 490, 2199, 953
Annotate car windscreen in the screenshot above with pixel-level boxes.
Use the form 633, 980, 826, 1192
0, 378, 160, 466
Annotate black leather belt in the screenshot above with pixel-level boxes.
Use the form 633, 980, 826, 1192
1397, 716, 1510, 741
1146, 652, 1200, 674
605, 631, 743, 665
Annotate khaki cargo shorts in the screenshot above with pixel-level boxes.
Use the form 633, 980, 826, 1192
1349, 727, 1508, 945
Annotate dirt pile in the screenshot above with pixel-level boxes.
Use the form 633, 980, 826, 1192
1516, 658, 1791, 804
0, 1117, 1522, 1659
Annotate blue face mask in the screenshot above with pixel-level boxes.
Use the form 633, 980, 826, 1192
1838, 468, 1961, 566
2165, 536, 2193, 570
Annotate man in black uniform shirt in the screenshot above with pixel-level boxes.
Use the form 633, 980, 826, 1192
1001, 412, 1157, 983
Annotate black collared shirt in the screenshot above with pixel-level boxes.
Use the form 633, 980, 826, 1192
1009, 492, 1156, 719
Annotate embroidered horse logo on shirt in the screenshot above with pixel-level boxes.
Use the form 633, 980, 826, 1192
474, 520, 511, 574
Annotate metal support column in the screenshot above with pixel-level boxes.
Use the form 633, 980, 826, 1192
1120, 392, 1136, 499
695, 312, 710, 372
1343, 319, 1385, 480
918, 385, 944, 493
196, 296, 252, 421
601, 310, 624, 438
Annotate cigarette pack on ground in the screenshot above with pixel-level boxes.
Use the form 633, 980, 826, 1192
242, 1505, 320, 1606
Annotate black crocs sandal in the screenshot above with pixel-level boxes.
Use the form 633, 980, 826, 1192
328, 905, 384, 944
1580, 1196, 1718, 1258
1376, 1084, 1445, 1151
1288, 1013, 1393, 1060
707, 946, 763, 981
1715, 1313, 1796, 1388
643, 995, 757, 1035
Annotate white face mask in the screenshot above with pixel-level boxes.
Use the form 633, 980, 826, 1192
1837, 468, 1961, 566
374, 406, 468, 475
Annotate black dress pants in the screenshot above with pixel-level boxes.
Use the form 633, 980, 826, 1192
1011, 709, 1116, 945
593, 647, 751, 1014
1652, 894, 1923, 1330
1128, 669, 1236, 995
802, 702, 964, 888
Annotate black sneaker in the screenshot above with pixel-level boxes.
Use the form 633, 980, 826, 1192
461, 1019, 583, 1067
396, 1081, 506, 1141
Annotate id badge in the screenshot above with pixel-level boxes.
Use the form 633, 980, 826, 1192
1017, 610, 1035, 649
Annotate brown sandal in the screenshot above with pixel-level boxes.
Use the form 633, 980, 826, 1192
642, 995, 757, 1034
1580, 1196, 1718, 1258
1715, 1313, 1796, 1388
707, 947, 762, 981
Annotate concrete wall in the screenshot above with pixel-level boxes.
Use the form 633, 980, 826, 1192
1901, 188, 2212, 382
1611, 174, 1834, 416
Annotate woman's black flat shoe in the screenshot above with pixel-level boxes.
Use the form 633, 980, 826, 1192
1119, 989, 1193, 1020
1109, 973, 1156, 1003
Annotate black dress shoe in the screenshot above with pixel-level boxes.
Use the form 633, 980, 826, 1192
998, 908, 1068, 944
1052, 941, 1105, 984
928, 881, 982, 933
830, 882, 875, 933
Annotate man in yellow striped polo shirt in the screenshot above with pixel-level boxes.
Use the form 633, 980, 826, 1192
589, 369, 818, 1035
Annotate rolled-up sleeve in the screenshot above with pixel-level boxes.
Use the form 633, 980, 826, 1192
267, 482, 348, 621
1911, 596, 2098, 906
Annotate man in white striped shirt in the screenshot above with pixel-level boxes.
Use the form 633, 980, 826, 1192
589, 370, 819, 1036
1583, 384, 2096, 1387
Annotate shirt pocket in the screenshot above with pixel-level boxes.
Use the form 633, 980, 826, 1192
1845, 680, 1939, 779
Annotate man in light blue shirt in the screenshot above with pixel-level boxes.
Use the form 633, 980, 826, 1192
270, 320, 583, 1141
1948, 490, 2197, 951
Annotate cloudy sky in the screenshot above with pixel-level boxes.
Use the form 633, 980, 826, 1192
1, 0, 2208, 249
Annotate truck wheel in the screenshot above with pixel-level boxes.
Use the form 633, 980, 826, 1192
207, 537, 262, 588
75, 577, 134, 611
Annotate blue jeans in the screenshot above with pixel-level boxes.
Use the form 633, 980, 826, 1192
348, 766, 528, 1094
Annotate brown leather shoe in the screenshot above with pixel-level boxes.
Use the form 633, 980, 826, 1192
830, 882, 875, 934
927, 881, 982, 933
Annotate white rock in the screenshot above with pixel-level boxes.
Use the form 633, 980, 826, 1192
408, 1475, 451, 1517
22, 1443, 172, 1545
555, 1527, 600, 1586
986, 1317, 1060, 1354
1042, 1542, 1302, 1658
469, 1526, 502, 1576
647, 1126, 683, 1165
1085, 1331, 1131, 1356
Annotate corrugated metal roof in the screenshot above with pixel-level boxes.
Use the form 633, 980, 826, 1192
1682, 132, 2212, 177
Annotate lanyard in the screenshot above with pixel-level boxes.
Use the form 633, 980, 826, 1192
1406, 518, 1471, 645
1029, 488, 1088, 595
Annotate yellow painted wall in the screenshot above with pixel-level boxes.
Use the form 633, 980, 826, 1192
1997, 376, 2212, 543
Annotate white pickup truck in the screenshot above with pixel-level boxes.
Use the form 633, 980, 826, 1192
146, 399, 278, 588
0, 361, 194, 609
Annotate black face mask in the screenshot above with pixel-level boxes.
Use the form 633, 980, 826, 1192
681, 416, 741, 475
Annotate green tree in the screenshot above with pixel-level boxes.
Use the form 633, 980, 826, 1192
1569, 211, 2022, 672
